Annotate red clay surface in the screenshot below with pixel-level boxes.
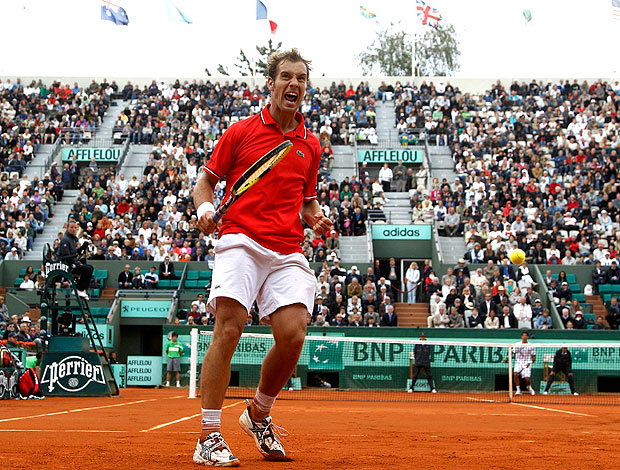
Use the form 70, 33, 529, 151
1, 388, 619, 469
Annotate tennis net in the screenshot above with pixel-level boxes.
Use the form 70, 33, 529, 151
188, 330, 620, 405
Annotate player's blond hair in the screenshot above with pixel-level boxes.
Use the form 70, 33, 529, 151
266, 48, 312, 80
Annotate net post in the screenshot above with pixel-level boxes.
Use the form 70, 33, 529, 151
189, 328, 198, 399
508, 345, 513, 402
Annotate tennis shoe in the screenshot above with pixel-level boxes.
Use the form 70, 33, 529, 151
239, 399, 289, 461
573, 392, 579, 396
431, 389, 437, 393
193, 433, 239, 467
543, 391, 548, 395
515, 390, 521, 396
529, 388, 536, 396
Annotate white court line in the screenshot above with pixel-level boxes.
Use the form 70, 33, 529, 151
466, 397, 498, 403
141, 400, 245, 433
0, 399, 157, 424
510, 402, 594, 417
0, 429, 128, 433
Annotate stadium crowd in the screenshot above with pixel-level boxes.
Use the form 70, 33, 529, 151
392, 79, 620, 266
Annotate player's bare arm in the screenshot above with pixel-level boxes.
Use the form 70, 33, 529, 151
301, 200, 332, 236
193, 171, 218, 235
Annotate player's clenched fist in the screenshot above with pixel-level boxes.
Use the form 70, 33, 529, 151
309, 212, 332, 237
197, 212, 218, 234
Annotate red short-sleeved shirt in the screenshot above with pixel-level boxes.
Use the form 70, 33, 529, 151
203, 105, 321, 254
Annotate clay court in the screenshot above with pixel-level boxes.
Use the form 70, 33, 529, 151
1, 388, 619, 470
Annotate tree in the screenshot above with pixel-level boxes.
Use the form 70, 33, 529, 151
416, 22, 460, 76
357, 22, 460, 76
214, 39, 282, 77
358, 22, 412, 76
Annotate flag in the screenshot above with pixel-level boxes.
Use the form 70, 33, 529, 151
522, 9, 532, 23
360, 6, 376, 19
416, 0, 442, 28
165, 0, 191, 24
256, 0, 277, 34
256, 0, 268, 20
614, 0, 620, 20
100, 1, 129, 26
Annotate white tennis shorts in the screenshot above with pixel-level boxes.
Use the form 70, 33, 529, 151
206, 233, 316, 323
514, 361, 532, 378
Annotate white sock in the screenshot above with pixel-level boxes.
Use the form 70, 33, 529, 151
165, 381, 170, 386
252, 389, 276, 419
201, 409, 221, 433
516, 386, 521, 392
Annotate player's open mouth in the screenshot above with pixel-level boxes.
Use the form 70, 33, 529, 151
284, 93, 298, 103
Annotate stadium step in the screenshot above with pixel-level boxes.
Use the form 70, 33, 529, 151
380, 192, 412, 224
395, 302, 429, 328
24, 143, 57, 180
24, 189, 81, 260
338, 235, 371, 264
585, 295, 611, 327
427, 146, 457, 190
438, 236, 467, 265
374, 101, 399, 147
330, 145, 356, 183
100, 288, 117, 300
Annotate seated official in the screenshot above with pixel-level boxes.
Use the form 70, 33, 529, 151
57, 220, 93, 300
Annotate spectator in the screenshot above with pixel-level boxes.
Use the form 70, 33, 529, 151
404, 261, 420, 304
513, 296, 532, 329
392, 160, 407, 192
427, 305, 449, 328
534, 310, 553, 329
572, 311, 587, 329
117, 264, 133, 289
592, 261, 607, 293
559, 308, 572, 328
499, 306, 517, 329
159, 256, 175, 280
444, 207, 460, 237
143, 266, 159, 288
19, 274, 35, 290
592, 316, 609, 330
381, 304, 398, 327
484, 310, 499, 329
606, 297, 620, 330
448, 306, 464, 328
378, 163, 393, 192
468, 308, 484, 328
131, 267, 144, 289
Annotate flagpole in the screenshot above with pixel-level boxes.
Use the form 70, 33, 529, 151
411, 10, 417, 80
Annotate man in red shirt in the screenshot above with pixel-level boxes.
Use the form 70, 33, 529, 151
192, 49, 331, 467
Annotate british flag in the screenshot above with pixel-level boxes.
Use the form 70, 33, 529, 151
416, 0, 442, 28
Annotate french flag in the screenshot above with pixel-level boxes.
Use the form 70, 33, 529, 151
256, 0, 277, 33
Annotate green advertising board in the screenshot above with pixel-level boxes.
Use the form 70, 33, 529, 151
40, 352, 110, 396
76, 323, 114, 348
357, 149, 423, 163
371, 224, 432, 240
168, 329, 620, 394
111, 364, 127, 388
127, 356, 162, 386
371, 224, 433, 259
61, 147, 121, 162
121, 300, 171, 318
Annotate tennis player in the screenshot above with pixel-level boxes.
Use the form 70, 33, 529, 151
513, 331, 536, 396
543, 346, 579, 396
192, 49, 332, 467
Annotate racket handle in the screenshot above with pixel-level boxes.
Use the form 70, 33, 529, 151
212, 210, 223, 224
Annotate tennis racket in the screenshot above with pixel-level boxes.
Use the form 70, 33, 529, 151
212, 140, 293, 223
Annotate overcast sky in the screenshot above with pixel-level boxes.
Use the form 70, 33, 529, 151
0, 0, 618, 80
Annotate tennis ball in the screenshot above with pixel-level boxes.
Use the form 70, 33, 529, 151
509, 249, 526, 265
